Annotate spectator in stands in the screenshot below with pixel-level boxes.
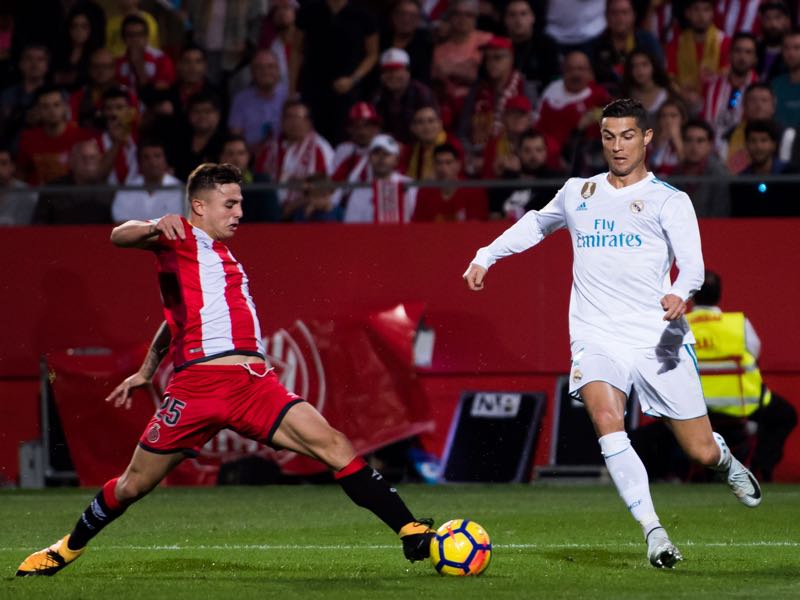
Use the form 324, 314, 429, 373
0, 44, 50, 145
673, 119, 731, 217
259, 0, 298, 90
593, 0, 663, 96
771, 30, 800, 129
667, 0, 730, 111
344, 134, 416, 223
503, 0, 559, 106
481, 94, 533, 179
228, 49, 287, 154
431, 0, 493, 106
536, 51, 610, 160
0, 147, 37, 226
115, 14, 175, 93
400, 104, 462, 180
412, 142, 488, 222
381, 0, 433, 85
757, 1, 792, 81
111, 139, 183, 223
289, 173, 343, 222
256, 99, 335, 214
372, 48, 436, 145
293, 0, 379, 145
32, 139, 112, 224
52, 5, 104, 91
731, 119, 796, 216
107, 0, 160, 57
648, 98, 688, 176
723, 83, 781, 173
95, 85, 139, 184
185, 0, 266, 86
704, 32, 759, 153
332, 102, 381, 183
171, 92, 225, 181
459, 36, 527, 175
167, 44, 222, 121
492, 129, 564, 219
545, 0, 606, 56
70, 49, 136, 131
16, 86, 93, 185
621, 49, 674, 124
220, 134, 280, 223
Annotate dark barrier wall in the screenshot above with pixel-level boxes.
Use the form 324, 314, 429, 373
1, 220, 799, 481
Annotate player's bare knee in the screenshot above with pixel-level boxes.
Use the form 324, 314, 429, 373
317, 429, 354, 468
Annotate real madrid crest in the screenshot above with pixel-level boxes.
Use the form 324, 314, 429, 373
630, 200, 644, 214
581, 182, 596, 199
572, 369, 583, 383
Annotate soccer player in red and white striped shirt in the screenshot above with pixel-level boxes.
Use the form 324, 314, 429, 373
16, 163, 434, 577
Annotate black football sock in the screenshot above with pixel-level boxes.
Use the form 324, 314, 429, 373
335, 457, 416, 534
67, 478, 127, 550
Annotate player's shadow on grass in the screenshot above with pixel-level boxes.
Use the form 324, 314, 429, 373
539, 548, 646, 570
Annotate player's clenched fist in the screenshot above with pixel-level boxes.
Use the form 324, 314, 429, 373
463, 264, 487, 291
154, 214, 186, 241
660, 294, 687, 321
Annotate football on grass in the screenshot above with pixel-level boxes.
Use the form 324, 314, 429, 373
429, 519, 492, 576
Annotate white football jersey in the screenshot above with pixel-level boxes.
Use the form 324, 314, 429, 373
471, 172, 705, 349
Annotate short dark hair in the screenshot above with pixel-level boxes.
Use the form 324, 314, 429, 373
683, 118, 714, 141
186, 91, 221, 112
102, 85, 133, 104
693, 270, 721, 306
33, 84, 65, 104
601, 98, 650, 131
759, 2, 790, 17
187, 163, 243, 199
518, 128, 546, 146
731, 31, 757, 48
21, 43, 50, 59
221, 134, 248, 149
745, 119, 781, 143
745, 82, 774, 98
180, 43, 208, 60
137, 138, 167, 160
121, 14, 149, 36
433, 142, 460, 159
282, 98, 310, 117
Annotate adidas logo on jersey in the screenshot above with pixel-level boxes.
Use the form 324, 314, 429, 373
576, 202, 588, 211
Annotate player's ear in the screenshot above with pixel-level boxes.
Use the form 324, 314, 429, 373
190, 196, 205, 216
642, 127, 654, 146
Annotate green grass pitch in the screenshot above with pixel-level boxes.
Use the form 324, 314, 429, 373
2, 484, 799, 599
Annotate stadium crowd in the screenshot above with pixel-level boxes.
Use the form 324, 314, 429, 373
1, 0, 799, 225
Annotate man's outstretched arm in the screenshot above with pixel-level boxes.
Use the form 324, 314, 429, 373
105, 321, 171, 409
110, 214, 186, 248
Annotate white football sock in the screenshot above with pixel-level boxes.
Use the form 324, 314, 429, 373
711, 431, 732, 472
599, 431, 660, 537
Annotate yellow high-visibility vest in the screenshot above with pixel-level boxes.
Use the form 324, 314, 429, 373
686, 309, 771, 418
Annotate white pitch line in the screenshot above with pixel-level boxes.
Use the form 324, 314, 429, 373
1, 541, 798, 552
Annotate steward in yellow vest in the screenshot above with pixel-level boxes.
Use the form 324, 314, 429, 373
686, 308, 770, 418
687, 270, 797, 481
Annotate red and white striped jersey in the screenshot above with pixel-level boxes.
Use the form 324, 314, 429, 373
702, 70, 758, 150
153, 217, 265, 370
715, 0, 761, 37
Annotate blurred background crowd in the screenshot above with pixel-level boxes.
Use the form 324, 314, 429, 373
1, 0, 799, 225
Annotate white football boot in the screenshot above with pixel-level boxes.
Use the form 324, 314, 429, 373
646, 527, 683, 569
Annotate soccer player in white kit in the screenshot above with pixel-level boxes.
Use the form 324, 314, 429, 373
463, 99, 762, 569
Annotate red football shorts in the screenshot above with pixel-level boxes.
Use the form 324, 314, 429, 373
138, 363, 304, 456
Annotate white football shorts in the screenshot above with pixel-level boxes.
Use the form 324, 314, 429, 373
568, 341, 707, 420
